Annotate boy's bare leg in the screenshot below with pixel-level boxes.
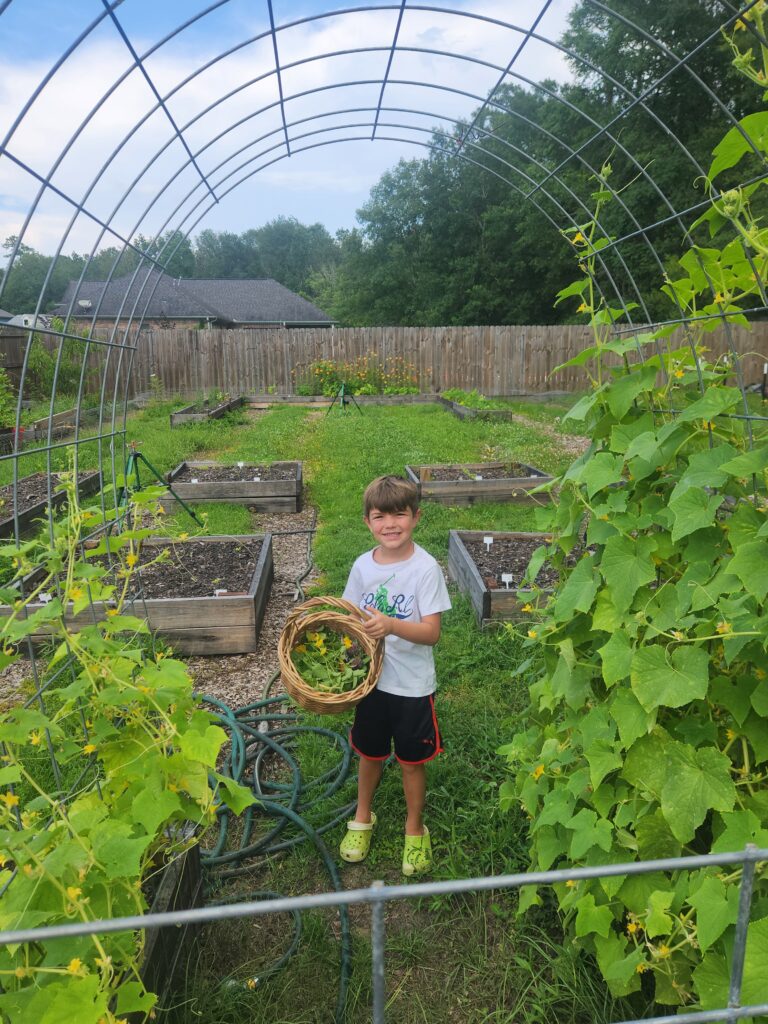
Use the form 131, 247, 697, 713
401, 762, 426, 835
355, 757, 384, 823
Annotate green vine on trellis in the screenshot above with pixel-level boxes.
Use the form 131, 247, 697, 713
0, 476, 254, 1023
502, 10, 768, 1012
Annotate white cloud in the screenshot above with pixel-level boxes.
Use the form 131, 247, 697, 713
0, 1, 574, 259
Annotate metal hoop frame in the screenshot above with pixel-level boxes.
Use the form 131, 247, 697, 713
1, 3, 767, 1019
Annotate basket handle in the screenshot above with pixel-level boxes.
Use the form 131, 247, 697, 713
285, 596, 369, 630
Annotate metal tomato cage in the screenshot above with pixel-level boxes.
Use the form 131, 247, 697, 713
1, 2, 767, 1021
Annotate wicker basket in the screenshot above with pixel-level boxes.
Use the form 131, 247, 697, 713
278, 597, 384, 714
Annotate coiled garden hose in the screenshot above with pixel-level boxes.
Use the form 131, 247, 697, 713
199, 687, 356, 1021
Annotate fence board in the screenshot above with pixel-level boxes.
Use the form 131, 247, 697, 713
65, 322, 768, 399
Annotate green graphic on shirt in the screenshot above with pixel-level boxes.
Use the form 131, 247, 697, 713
373, 578, 394, 614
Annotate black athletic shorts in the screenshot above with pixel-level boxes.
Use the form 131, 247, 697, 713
350, 687, 443, 765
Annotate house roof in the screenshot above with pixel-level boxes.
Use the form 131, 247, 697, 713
0, 309, 13, 322
54, 271, 333, 325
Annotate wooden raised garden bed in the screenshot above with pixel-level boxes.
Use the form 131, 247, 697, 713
405, 461, 552, 506
0, 470, 102, 538
2, 534, 273, 655
170, 395, 245, 428
448, 529, 555, 625
139, 839, 203, 1017
437, 396, 518, 421
163, 460, 302, 512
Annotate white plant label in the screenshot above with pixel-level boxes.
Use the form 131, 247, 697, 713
501, 573, 514, 590
214, 589, 228, 597
237, 461, 245, 469
475, 474, 483, 480
190, 478, 199, 484
483, 535, 494, 551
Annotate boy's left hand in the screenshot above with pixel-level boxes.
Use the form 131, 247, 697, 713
362, 606, 395, 638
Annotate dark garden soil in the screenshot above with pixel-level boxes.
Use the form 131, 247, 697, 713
463, 536, 561, 589
138, 539, 262, 597
0, 473, 61, 516
128, 539, 263, 598
426, 463, 540, 481
174, 464, 295, 482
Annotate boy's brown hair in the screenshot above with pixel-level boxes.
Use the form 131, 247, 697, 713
363, 475, 420, 517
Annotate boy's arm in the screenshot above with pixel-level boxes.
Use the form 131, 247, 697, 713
362, 607, 441, 645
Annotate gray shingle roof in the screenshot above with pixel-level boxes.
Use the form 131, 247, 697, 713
0, 309, 13, 322
54, 271, 333, 325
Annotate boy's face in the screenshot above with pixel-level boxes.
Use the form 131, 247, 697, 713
364, 505, 421, 555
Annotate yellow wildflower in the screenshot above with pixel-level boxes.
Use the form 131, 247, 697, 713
246, 978, 258, 990
657, 945, 670, 958
577, 302, 588, 313
726, 728, 736, 741
68, 586, 84, 601
674, 369, 685, 379
532, 764, 545, 780
295, 644, 307, 654
734, 18, 746, 30
716, 621, 731, 635
1, 792, 19, 808
106, 608, 119, 617
29, 731, 41, 746
126, 552, 138, 568
83, 743, 97, 755
67, 958, 83, 975
636, 962, 648, 974
565, 879, 577, 888
178, 532, 190, 541
572, 231, 586, 244
95, 955, 112, 969
342, 635, 353, 649
14, 966, 28, 978
713, 292, 725, 304
527, 629, 538, 639
627, 922, 639, 935
66, 886, 82, 901
22, 864, 33, 876
157, 505, 165, 515
521, 603, 534, 613
673, 630, 685, 640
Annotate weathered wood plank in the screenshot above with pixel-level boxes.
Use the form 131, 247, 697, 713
1, 533, 273, 655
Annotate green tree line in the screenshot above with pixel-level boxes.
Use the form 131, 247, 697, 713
0, 1, 757, 326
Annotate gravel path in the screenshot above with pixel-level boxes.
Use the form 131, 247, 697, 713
185, 506, 319, 710
508, 413, 590, 458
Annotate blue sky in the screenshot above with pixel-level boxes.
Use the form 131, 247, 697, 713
0, 1, 574, 257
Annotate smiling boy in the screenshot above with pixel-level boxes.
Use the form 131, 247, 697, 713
340, 475, 451, 875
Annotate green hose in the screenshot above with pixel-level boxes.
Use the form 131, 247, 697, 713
199, 684, 356, 1022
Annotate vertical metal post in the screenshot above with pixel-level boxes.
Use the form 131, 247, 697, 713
727, 844, 757, 1020
371, 880, 387, 1024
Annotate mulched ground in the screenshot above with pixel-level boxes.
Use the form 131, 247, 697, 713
173, 464, 296, 482
463, 536, 560, 589
424, 463, 542, 481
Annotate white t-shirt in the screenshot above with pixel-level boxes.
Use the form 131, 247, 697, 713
342, 543, 452, 697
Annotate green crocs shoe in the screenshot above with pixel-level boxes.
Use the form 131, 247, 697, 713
340, 812, 377, 863
402, 826, 432, 876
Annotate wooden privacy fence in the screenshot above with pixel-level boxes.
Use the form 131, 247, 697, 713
4, 322, 768, 398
